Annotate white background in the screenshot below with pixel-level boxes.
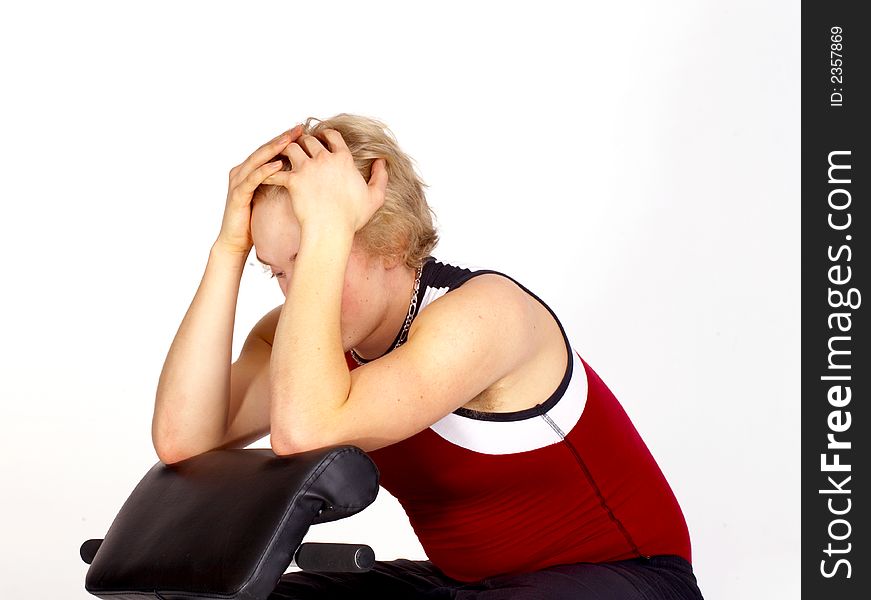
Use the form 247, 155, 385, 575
0, 1, 799, 597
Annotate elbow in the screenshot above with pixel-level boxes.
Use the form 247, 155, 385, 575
269, 395, 296, 456
152, 422, 198, 465
152, 406, 183, 464
152, 422, 188, 465
270, 429, 306, 457
270, 425, 324, 457
269, 413, 303, 456
269, 389, 343, 456
270, 430, 294, 456
154, 442, 188, 466
152, 426, 176, 465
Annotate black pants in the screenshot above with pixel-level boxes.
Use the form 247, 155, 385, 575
269, 554, 705, 599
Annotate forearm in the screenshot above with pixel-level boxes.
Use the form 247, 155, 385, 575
269, 226, 354, 452
152, 242, 247, 461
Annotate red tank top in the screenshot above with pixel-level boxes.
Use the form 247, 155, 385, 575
349, 257, 692, 583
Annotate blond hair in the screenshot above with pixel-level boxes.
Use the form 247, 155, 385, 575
253, 113, 439, 269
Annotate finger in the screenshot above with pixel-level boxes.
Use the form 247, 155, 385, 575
282, 142, 310, 170
296, 134, 328, 158
233, 159, 286, 206
232, 126, 297, 184
319, 129, 349, 153
232, 124, 303, 185
261, 169, 293, 188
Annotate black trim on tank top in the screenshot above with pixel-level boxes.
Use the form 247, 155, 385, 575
415, 258, 575, 423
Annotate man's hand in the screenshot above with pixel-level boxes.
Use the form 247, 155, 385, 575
263, 128, 389, 235
216, 124, 304, 255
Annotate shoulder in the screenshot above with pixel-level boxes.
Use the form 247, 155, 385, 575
420, 270, 532, 315
453, 272, 532, 308
408, 272, 538, 358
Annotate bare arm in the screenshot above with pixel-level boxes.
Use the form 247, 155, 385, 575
217, 306, 281, 452
151, 125, 304, 464
151, 243, 248, 464
263, 131, 533, 455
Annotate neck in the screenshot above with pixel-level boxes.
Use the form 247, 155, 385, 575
352, 262, 418, 361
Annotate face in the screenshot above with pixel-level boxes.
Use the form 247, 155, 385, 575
250, 193, 387, 351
